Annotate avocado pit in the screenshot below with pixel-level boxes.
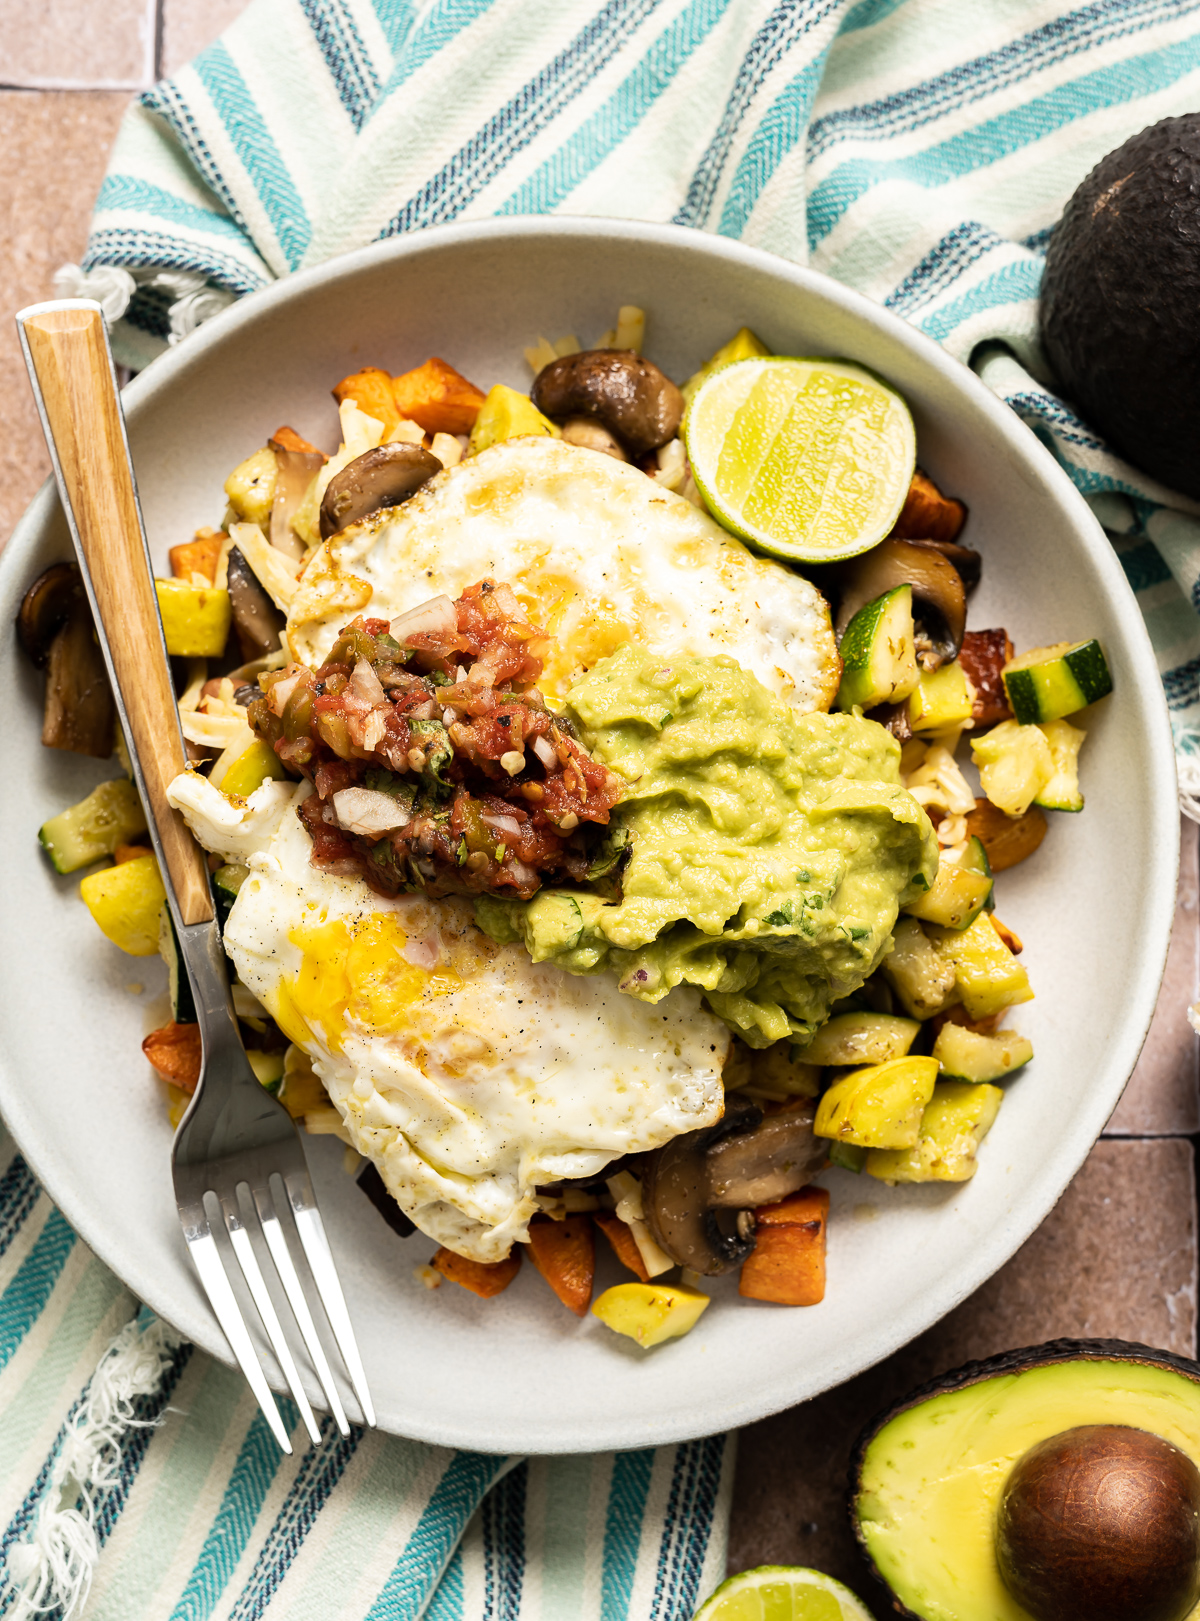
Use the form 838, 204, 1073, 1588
996, 1425, 1200, 1621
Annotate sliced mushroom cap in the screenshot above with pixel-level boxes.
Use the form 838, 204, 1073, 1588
643, 1097, 762, 1275
319, 443, 442, 540
531, 350, 683, 457
706, 1099, 825, 1209
906, 537, 981, 592
17, 562, 80, 668
835, 537, 967, 669
559, 416, 629, 461
227, 545, 285, 661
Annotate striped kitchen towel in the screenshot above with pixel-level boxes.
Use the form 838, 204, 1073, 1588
63, 0, 1200, 804
0, 1125, 732, 1621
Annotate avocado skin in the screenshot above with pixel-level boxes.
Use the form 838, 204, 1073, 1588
1040, 115, 1200, 498
848, 1337, 1200, 1621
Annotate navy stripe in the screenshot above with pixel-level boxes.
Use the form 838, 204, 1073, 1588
1164, 654, 1200, 709
300, 0, 381, 131
649, 1436, 724, 1621
1120, 540, 1173, 594
379, 0, 664, 235
92, 1338, 193, 1548
481, 1461, 526, 1621
0, 1209, 76, 1375
885, 221, 1004, 315
82, 230, 268, 294
142, 78, 250, 237
0, 1157, 38, 1263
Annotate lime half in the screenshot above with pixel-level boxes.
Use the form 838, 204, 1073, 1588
691, 1566, 876, 1621
684, 357, 915, 564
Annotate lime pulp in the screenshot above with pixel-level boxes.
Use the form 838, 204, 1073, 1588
690, 1565, 877, 1621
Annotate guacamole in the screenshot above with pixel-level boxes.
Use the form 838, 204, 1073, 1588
476, 646, 937, 1047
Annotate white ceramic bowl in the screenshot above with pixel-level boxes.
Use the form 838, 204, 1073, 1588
0, 219, 1178, 1453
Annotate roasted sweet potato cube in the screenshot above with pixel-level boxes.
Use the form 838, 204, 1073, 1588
527, 1215, 596, 1316
332, 367, 401, 438
432, 1245, 521, 1298
269, 424, 324, 457
594, 1211, 650, 1282
964, 796, 1047, 872
143, 1021, 202, 1093
391, 357, 486, 436
959, 629, 1014, 727
168, 527, 225, 585
890, 468, 967, 544
739, 1185, 829, 1306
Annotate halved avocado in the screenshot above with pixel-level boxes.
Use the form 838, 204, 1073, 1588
849, 1339, 1200, 1621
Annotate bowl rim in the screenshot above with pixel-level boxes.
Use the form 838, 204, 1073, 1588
0, 215, 1180, 1451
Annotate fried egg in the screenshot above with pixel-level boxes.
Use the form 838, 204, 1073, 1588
287, 437, 840, 711
170, 776, 729, 1261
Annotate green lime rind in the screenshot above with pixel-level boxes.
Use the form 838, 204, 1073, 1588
1002, 638, 1112, 725
684, 356, 916, 565
690, 1564, 877, 1621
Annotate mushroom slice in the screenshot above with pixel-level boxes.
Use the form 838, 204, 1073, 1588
642, 1097, 763, 1276
706, 1099, 825, 1209
559, 416, 628, 461
268, 428, 326, 561
18, 562, 116, 757
835, 538, 966, 670
906, 537, 981, 592
531, 350, 684, 458
227, 545, 286, 661
318, 443, 442, 540
17, 562, 78, 667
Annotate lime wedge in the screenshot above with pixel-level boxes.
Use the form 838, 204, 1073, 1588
684, 357, 915, 564
691, 1566, 876, 1621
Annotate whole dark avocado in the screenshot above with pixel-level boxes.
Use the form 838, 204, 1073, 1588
848, 1338, 1200, 1621
1040, 114, 1200, 497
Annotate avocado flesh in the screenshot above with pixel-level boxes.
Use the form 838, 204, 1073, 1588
855, 1358, 1200, 1621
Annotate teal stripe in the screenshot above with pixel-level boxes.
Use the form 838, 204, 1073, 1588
193, 43, 312, 269
497, 0, 732, 216
0, 1208, 75, 1373
1120, 540, 1173, 595
423, 1545, 464, 1621
918, 257, 1043, 339
365, 1453, 510, 1621
717, 52, 828, 239
95, 175, 247, 243
601, 1450, 654, 1621
167, 1411, 285, 1621
807, 33, 1200, 248
370, 0, 417, 55
379, 0, 495, 97
840, 0, 910, 32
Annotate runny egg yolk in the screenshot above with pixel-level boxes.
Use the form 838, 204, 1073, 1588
270, 911, 461, 1052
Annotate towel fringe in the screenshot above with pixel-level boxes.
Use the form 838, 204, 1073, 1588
53, 262, 235, 348
5, 1312, 182, 1620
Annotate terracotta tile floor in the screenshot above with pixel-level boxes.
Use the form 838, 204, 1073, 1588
3, 2, 1198, 1598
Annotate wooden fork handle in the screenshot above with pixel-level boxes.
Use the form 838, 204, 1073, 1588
19, 301, 214, 925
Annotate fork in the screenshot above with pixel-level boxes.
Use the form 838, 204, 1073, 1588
18, 299, 375, 1453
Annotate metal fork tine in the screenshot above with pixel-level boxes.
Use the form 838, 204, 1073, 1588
255, 1187, 351, 1435
286, 1184, 376, 1428
221, 1195, 322, 1446
185, 1221, 293, 1453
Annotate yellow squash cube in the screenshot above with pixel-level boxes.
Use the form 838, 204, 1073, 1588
79, 854, 166, 956
592, 1281, 709, 1348
867, 1081, 1003, 1183
467, 385, 560, 456
814, 1055, 940, 1149
220, 739, 288, 800
928, 913, 1033, 1020
908, 661, 974, 732
155, 578, 231, 658
224, 445, 277, 525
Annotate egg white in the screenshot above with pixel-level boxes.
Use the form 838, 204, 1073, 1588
171, 778, 729, 1261
287, 437, 840, 711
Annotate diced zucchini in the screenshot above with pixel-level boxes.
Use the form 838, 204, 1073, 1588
155, 578, 231, 658
804, 1012, 919, 1066
814, 1055, 940, 1149
681, 327, 770, 408
39, 778, 147, 874
749, 1044, 821, 1097
213, 862, 249, 931
828, 1141, 867, 1173
224, 445, 277, 525
881, 917, 959, 1019
903, 858, 992, 930
467, 386, 560, 456
908, 661, 973, 732
245, 1049, 285, 1092
219, 739, 288, 800
927, 913, 1033, 1021
836, 586, 919, 711
158, 905, 197, 1023
971, 720, 1054, 817
956, 834, 995, 912
1002, 638, 1112, 724
79, 854, 166, 956
1034, 718, 1086, 812
592, 1281, 709, 1348
866, 1081, 1003, 1182
933, 1023, 1033, 1082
